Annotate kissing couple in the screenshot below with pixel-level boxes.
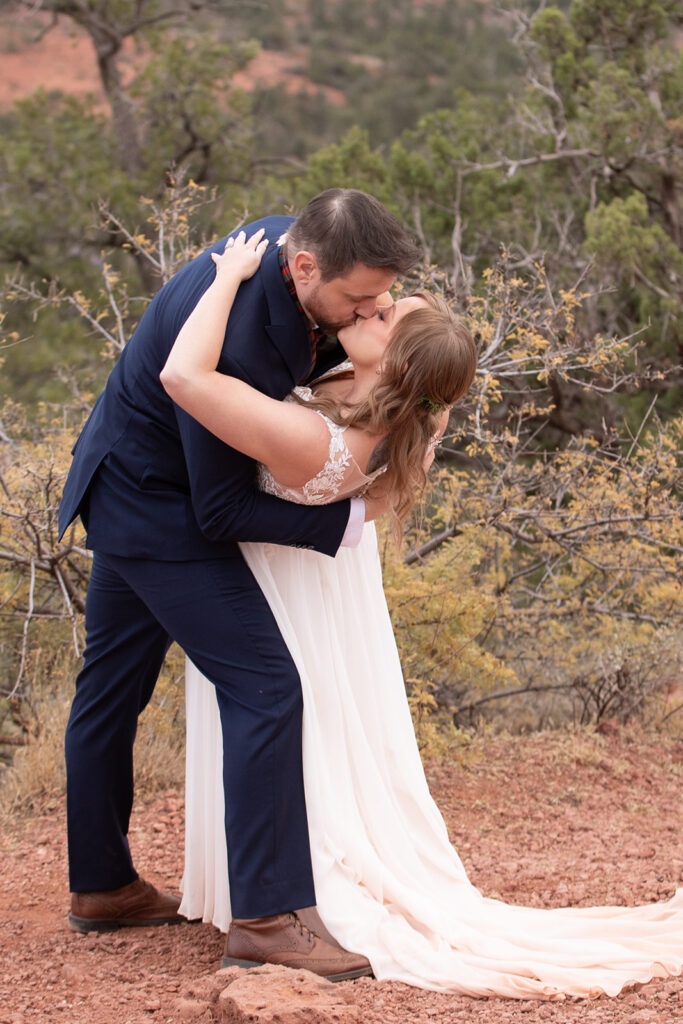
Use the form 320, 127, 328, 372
59, 189, 682, 999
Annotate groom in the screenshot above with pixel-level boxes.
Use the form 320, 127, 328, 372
59, 188, 419, 979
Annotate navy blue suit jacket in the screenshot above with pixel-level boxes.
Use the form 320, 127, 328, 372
58, 216, 350, 559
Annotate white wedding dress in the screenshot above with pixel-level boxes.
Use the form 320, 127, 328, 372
179, 380, 683, 1000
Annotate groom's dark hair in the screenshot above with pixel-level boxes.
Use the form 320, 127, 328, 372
287, 188, 420, 281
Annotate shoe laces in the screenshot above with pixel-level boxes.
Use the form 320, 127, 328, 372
287, 912, 315, 944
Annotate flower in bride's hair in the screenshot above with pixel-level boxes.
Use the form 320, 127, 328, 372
418, 395, 445, 414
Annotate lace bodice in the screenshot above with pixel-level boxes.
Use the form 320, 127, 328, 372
258, 376, 386, 505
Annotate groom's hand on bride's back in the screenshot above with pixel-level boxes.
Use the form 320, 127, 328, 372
363, 489, 392, 522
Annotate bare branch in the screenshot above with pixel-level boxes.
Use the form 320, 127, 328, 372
8, 558, 36, 700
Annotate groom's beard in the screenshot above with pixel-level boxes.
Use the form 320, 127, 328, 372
303, 289, 356, 335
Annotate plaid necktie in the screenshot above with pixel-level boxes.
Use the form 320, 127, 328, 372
308, 327, 340, 380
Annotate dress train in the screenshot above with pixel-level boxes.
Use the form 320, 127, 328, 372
180, 524, 683, 1000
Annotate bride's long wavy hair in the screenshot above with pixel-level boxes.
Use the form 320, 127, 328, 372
302, 292, 478, 536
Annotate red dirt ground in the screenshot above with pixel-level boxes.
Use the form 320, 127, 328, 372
1, 728, 681, 1023
0, 13, 346, 112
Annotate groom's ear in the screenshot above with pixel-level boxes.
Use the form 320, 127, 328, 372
291, 249, 320, 286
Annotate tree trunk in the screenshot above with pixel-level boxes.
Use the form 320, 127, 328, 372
96, 43, 142, 178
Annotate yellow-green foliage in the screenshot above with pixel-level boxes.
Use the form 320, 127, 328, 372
382, 257, 682, 739
381, 523, 517, 698
379, 521, 517, 756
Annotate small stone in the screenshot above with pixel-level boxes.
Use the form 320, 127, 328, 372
182, 971, 237, 1004
175, 997, 211, 1020
62, 964, 84, 986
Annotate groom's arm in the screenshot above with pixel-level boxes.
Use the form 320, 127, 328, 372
175, 405, 351, 557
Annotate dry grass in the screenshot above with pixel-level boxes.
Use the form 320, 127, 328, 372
0, 644, 187, 822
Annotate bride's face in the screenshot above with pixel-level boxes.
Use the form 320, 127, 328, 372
338, 296, 427, 370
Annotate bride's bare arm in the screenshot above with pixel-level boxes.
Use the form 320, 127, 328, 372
161, 231, 351, 488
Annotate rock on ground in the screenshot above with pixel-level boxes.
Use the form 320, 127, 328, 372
215, 963, 360, 1023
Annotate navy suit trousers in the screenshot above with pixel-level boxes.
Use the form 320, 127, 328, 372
65, 550, 315, 918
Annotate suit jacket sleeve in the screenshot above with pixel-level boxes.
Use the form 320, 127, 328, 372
158, 223, 351, 557
174, 403, 351, 556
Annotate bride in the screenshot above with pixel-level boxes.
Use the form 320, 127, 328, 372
161, 231, 683, 1000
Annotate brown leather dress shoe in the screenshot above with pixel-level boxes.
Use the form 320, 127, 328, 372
68, 877, 182, 933
223, 912, 373, 982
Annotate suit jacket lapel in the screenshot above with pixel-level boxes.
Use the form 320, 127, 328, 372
260, 241, 312, 384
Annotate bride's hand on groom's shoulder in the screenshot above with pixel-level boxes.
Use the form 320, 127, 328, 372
212, 228, 268, 282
